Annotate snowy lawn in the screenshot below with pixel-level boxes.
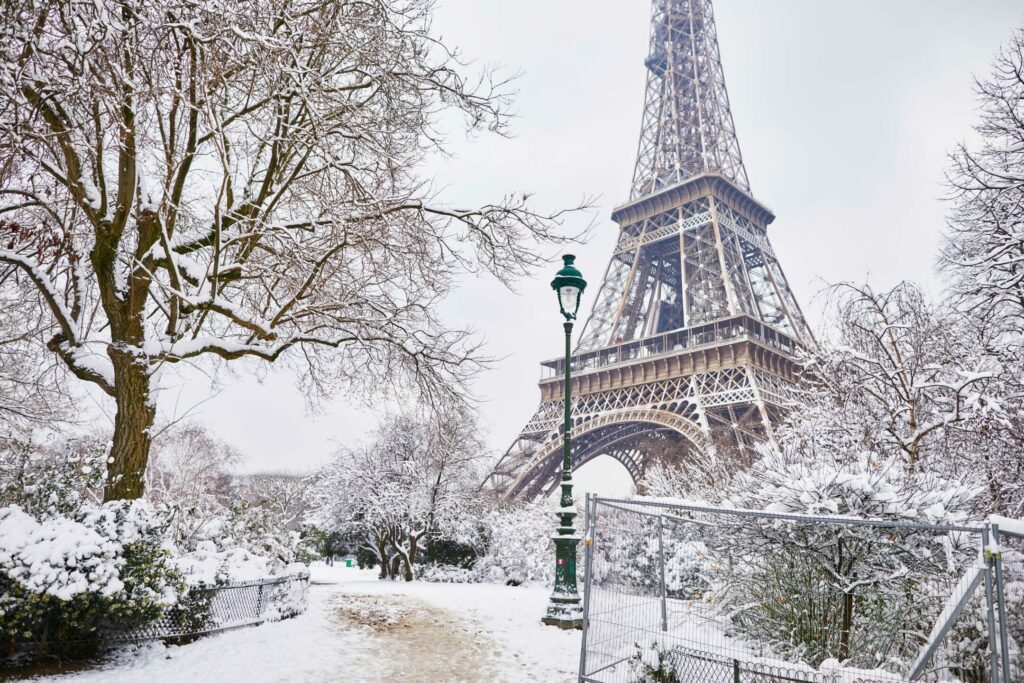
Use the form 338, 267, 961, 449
22, 563, 581, 682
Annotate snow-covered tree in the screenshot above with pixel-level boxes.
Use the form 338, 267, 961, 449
0, 280, 72, 434
940, 28, 1024, 338
813, 282, 995, 473
144, 423, 238, 549
474, 500, 554, 585
0, 0, 580, 501
308, 411, 483, 580
236, 473, 309, 531
717, 443, 980, 670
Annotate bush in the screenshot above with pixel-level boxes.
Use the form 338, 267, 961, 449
417, 563, 479, 584
0, 435, 106, 517
629, 642, 684, 682
0, 501, 184, 660
422, 538, 477, 569
474, 500, 554, 585
221, 501, 300, 572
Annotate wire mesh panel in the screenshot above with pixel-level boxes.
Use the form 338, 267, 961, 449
109, 572, 310, 642
579, 497, 1006, 683
993, 523, 1023, 681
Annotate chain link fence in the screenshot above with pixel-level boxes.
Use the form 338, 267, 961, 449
578, 496, 1021, 683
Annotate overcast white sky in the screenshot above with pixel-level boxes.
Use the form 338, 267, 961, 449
136, 1, 1022, 483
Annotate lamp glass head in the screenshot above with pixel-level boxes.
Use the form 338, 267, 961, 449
559, 286, 580, 317
550, 255, 587, 321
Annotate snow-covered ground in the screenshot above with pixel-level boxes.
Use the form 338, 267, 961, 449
25, 563, 581, 682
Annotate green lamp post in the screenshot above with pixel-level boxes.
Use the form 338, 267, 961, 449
542, 254, 587, 630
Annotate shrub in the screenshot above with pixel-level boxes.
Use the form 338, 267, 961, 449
422, 538, 477, 569
474, 500, 554, 585
417, 563, 479, 583
716, 445, 980, 670
629, 642, 684, 682
0, 501, 183, 660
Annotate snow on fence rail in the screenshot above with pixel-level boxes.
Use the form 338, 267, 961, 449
578, 496, 1022, 683
110, 571, 310, 642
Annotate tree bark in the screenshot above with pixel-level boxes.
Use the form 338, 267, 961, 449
103, 349, 155, 501
375, 537, 390, 579
839, 589, 854, 661
388, 553, 402, 580
402, 534, 418, 582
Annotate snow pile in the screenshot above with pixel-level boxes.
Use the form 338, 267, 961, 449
0, 505, 123, 600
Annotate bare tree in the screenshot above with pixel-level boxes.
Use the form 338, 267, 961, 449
0, 0, 581, 500
145, 423, 238, 547
940, 28, 1024, 337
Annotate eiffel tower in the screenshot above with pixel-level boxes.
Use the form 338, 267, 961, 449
483, 0, 811, 500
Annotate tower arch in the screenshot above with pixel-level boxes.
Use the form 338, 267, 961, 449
503, 409, 710, 500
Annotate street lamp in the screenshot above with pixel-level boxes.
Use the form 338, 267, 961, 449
542, 254, 587, 629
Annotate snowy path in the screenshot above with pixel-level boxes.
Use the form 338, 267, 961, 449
24, 565, 581, 682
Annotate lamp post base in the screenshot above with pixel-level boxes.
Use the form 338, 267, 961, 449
543, 522, 583, 630
542, 592, 583, 630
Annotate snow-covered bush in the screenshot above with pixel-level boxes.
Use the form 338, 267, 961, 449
474, 500, 554, 585
221, 501, 303, 573
0, 434, 106, 517
172, 541, 273, 587
417, 564, 479, 584
266, 569, 311, 620
715, 444, 980, 671
0, 500, 183, 659
0, 429, 307, 662
421, 538, 478, 569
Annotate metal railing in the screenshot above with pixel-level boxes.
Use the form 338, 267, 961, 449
540, 314, 799, 380
110, 572, 310, 642
578, 496, 1021, 683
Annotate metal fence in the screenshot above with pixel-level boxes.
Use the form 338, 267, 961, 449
578, 496, 1022, 683
110, 572, 310, 642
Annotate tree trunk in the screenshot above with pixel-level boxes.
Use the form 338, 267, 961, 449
389, 553, 402, 580
403, 534, 418, 582
375, 537, 390, 579
839, 589, 854, 661
103, 350, 155, 501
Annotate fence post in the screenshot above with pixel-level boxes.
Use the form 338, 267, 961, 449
256, 583, 265, 620
990, 523, 1012, 683
578, 495, 597, 683
583, 492, 590, 538
658, 514, 667, 633
981, 526, 1001, 682
732, 658, 740, 683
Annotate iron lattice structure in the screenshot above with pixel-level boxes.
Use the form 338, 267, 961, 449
482, 0, 810, 500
